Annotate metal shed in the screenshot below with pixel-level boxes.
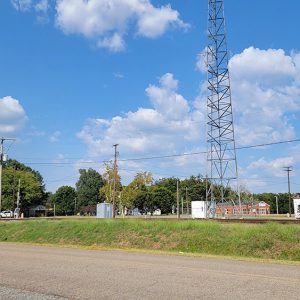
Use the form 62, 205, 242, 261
96, 203, 113, 219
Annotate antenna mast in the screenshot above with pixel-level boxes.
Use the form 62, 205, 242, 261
206, 0, 240, 216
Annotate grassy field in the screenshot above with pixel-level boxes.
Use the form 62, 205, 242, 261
1, 219, 300, 261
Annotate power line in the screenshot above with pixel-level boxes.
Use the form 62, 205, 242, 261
19, 138, 300, 166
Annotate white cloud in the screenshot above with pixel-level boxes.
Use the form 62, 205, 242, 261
114, 72, 124, 79
146, 73, 190, 120
55, 0, 188, 51
136, 3, 187, 38
196, 47, 207, 73
11, 0, 187, 51
228, 47, 300, 146
35, 0, 48, 13
77, 73, 204, 163
196, 47, 300, 147
11, 0, 49, 23
11, 0, 32, 11
0, 96, 28, 134
248, 157, 294, 174
229, 47, 296, 84
49, 130, 61, 143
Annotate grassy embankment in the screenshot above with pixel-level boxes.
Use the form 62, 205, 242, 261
0, 219, 300, 261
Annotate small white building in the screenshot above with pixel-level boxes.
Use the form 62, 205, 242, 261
192, 201, 216, 219
192, 201, 207, 219
293, 198, 300, 219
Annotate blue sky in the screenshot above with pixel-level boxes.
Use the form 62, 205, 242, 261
1, 0, 300, 194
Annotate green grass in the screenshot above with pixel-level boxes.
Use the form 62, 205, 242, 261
1, 219, 300, 261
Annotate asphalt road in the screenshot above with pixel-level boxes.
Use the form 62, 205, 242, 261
0, 244, 299, 300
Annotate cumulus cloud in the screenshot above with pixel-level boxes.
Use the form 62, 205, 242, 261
196, 47, 300, 147
55, 0, 188, 51
77, 73, 204, 162
248, 157, 294, 174
229, 47, 300, 146
0, 96, 28, 134
11, 0, 187, 51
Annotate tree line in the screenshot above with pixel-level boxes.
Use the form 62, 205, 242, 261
1, 159, 293, 215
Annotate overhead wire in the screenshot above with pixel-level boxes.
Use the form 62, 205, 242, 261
19, 138, 300, 166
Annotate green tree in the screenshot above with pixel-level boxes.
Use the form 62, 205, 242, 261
155, 177, 178, 194
122, 172, 153, 210
53, 186, 76, 215
133, 190, 153, 213
2, 160, 44, 211
76, 168, 105, 208
152, 186, 175, 214
100, 162, 121, 204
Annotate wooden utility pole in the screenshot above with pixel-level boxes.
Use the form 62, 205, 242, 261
112, 144, 119, 219
13, 166, 16, 210
186, 187, 189, 215
16, 179, 21, 209
284, 166, 293, 217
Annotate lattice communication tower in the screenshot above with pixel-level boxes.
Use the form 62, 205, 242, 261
206, 0, 240, 215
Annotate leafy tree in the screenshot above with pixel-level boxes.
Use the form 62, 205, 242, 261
131, 172, 153, 189
122, 172, 153, 210
76, 168, 105, 208
155, 177, 178, 194
152, 186, 175, 214
4, 159, 45, 190
100, 162, 121, 204
2, 160, 44, 211
53, 186, 76, 215
133, 190, 154, 214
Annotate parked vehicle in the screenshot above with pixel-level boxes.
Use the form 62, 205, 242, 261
0, 210, 13, 218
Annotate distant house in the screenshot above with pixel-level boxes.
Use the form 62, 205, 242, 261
216, 201, 270, 216
79, 205, 96, 216
28, 205, 47, 217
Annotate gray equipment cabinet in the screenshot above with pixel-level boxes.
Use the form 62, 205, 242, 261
96, 203, 113, 219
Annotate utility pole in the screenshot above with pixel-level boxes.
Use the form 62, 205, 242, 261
177, 180, 180, 219
283, 167, 293, 217
16, 179, 21, 209
275, 196, 279, 215
186, 187, 189, 215
112, 144, 119, 219
0, 137, 15, 212
13, 165, 16, 210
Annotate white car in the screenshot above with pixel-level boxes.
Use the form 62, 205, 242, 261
0, 211, 13, 218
